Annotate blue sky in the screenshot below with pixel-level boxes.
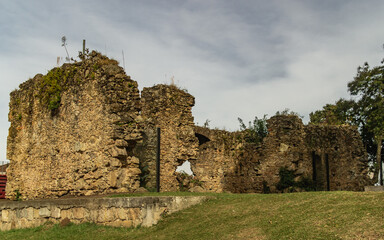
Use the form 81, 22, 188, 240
1, 0, 384, 161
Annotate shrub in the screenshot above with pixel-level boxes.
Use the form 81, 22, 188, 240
238, 115, 268, 144
276, 167, 295, 191
39, 66, 77, 113
276, 167, 315, 192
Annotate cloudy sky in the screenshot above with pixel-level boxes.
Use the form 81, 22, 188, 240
1, 0, 384, 161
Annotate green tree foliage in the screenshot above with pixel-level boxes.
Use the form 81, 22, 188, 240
309, 99, 356, 125
348, 62, 384, 184
309, 59, 384, 184
238, 115, 268, 144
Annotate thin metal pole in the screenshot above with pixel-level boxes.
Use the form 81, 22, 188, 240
156, 127, 161, 192
83, 39, 86, 55
325, 154, 330, 191
312, 151, 317, 190
122, 50, 126, 71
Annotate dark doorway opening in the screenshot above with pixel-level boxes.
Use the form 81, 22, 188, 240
195, 133, 210, 146
312, 152, 330, 191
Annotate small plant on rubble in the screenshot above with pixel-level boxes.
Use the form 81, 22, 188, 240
14, 189, 22, 201
78, 48, 90, 61
238, 115, 268, 144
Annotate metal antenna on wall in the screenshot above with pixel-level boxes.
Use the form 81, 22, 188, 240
122, 50, 126, 71
61, 36, 70, 62
83, 39, 86, 55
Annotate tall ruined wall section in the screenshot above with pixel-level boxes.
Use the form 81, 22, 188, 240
6, 52, 142, 200
258, 116, 313, 192
305, 124, 371, 191
193, 127, 238, 192
261, 116, 371, 192
140, 85, 198, 191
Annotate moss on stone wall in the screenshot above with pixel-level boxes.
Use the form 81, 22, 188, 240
39, 66, 78, 112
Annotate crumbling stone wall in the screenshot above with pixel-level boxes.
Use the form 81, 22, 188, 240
305, 124, 370, 191
191, 115, 372, 193
258, 115, 313, 192
7, 52, 142, 200
6, 52, 371, 199
193, 127, 239, 192
193, 127, 262, 193
259, 115, 371, 192
139, 85, 198, 191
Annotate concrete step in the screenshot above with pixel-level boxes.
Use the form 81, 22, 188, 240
364, 186, 384, 192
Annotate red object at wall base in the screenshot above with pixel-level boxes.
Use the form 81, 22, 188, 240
0, 175, 7, 199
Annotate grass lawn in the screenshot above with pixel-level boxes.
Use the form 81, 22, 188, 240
1, 191, 384, 239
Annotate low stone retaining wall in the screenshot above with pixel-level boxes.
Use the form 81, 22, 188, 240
364, 186, 384, 192
0, 196, 208, 231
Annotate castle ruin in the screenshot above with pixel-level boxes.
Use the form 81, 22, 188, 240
6, 52, 373, 200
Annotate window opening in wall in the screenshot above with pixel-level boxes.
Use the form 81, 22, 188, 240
195, 133, 210, 146
176, 160, 194, 175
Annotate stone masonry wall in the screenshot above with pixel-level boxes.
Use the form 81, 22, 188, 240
193, 126, 239, 192
258, 115, 313, 192
6, 52, 142, 200
192, 115, 372, 193
193, 126, 262, 193
0, 196, 208, 231
6, 51, 371, 198
305, 124, 371, 191
140, 85, 198, 191
260, 115, 371, 192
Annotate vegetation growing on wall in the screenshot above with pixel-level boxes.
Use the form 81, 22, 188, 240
276, 167, 315, 192
39, 66, 78, 113
238, 115, 268, 144
310, 57, 384, 184
37, 50, 121, 114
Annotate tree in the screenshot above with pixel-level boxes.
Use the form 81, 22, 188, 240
348, 62, 384, 185
309, 99, 356, 125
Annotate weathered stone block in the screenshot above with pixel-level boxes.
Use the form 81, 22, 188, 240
2, 209, 10, 222
72, 207, 87, 220
26, 207, 34, 221
109, 147, 127, 158
39, 208, 51, 218
61, 209, 73, 219
116, 208, 128, 220
1, 222, 12, 231
89, 209, 99, 222
15, 218, 28, 229
103, 208, 116, 222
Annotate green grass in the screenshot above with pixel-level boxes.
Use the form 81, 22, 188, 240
1, 191, 384, 239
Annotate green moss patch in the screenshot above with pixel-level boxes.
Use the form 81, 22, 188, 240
38, 66, 78, 112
